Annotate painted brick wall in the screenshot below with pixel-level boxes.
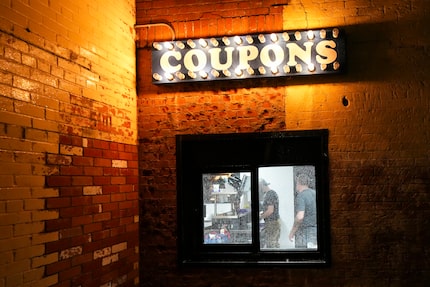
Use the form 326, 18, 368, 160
45, 135, 139, 286
136, 0, 429, 286
0, 1, 138, 286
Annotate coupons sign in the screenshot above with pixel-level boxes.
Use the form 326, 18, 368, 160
152, 27, 345, 84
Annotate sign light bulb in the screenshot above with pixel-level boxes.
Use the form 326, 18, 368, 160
153, 73, 162, 81
246, 35, 253, 44
333, 28, 339, 38
258, 66, 266, 74
211, 69, 220, 78
165, 42, 174, 50
210, 38, 219, 47
223, 69, 231, 77
153, 42, 162, 50
333, 61, 340, 70
187, 39, 196, 48
199, 39, 208, 48
165, 73, 174, 81
235, 68, 243, 76
188, 71, 197, 79
222, 37, 230, 45
294, 31, 302, 41
258, 34, 266, 43
175, 72, 185, 80
270, 33, 278, 42
307, 30, 315, 40
176, 41, 185, 49
234, 36, 242, 45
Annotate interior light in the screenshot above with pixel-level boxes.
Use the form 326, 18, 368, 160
246, 35, 253, 44
258, 34, 266, 43
270, 33, 278, 42
307, 30, 314, 40
282, 32, 290, 41
153, 42, 162, 50
187, 39, 196, 48
176, 41, 185, 49
294, 31, 302, 41
152, 73, 162, 81
199, 38, 208, 48
258, 66, 266, 74
223, 69, 231, 77
210, 38, 219, 47
222, 36, 230, 45
234, 36, 242, 45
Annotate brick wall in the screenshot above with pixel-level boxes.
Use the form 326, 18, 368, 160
45, 135, 139, 286
137, 0, 429, 286
0, 1, 138, 286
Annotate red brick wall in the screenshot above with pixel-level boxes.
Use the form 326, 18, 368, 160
136, 0, 430, 286
45, 135, 139, 286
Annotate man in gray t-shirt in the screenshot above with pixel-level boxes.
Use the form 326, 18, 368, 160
289, 173, 317, 248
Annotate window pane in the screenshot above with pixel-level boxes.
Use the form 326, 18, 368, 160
202, 172, 252, 244
291, 166, 317, 249
259, 166, 317, 250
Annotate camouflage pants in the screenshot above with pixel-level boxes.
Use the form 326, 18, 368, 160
262, 220, 280, 248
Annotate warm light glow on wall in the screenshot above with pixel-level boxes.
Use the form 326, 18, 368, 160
151, 28, 345, 84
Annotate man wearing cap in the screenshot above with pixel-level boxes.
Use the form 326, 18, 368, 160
259, 179, 280, 248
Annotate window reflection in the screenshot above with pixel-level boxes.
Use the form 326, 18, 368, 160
202, 172, 252, 244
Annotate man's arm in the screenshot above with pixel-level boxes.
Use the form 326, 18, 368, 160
289, 211, 304, 241
260, 205, 274, 219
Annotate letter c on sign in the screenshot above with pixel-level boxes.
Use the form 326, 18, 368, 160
160, 51, 182, 73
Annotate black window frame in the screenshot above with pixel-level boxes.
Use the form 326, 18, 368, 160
176, 130, 330, 267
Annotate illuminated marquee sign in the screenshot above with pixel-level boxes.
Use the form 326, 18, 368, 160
152, 27, 345, 84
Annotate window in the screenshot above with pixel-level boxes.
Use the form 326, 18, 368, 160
176, 130, 330, 266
